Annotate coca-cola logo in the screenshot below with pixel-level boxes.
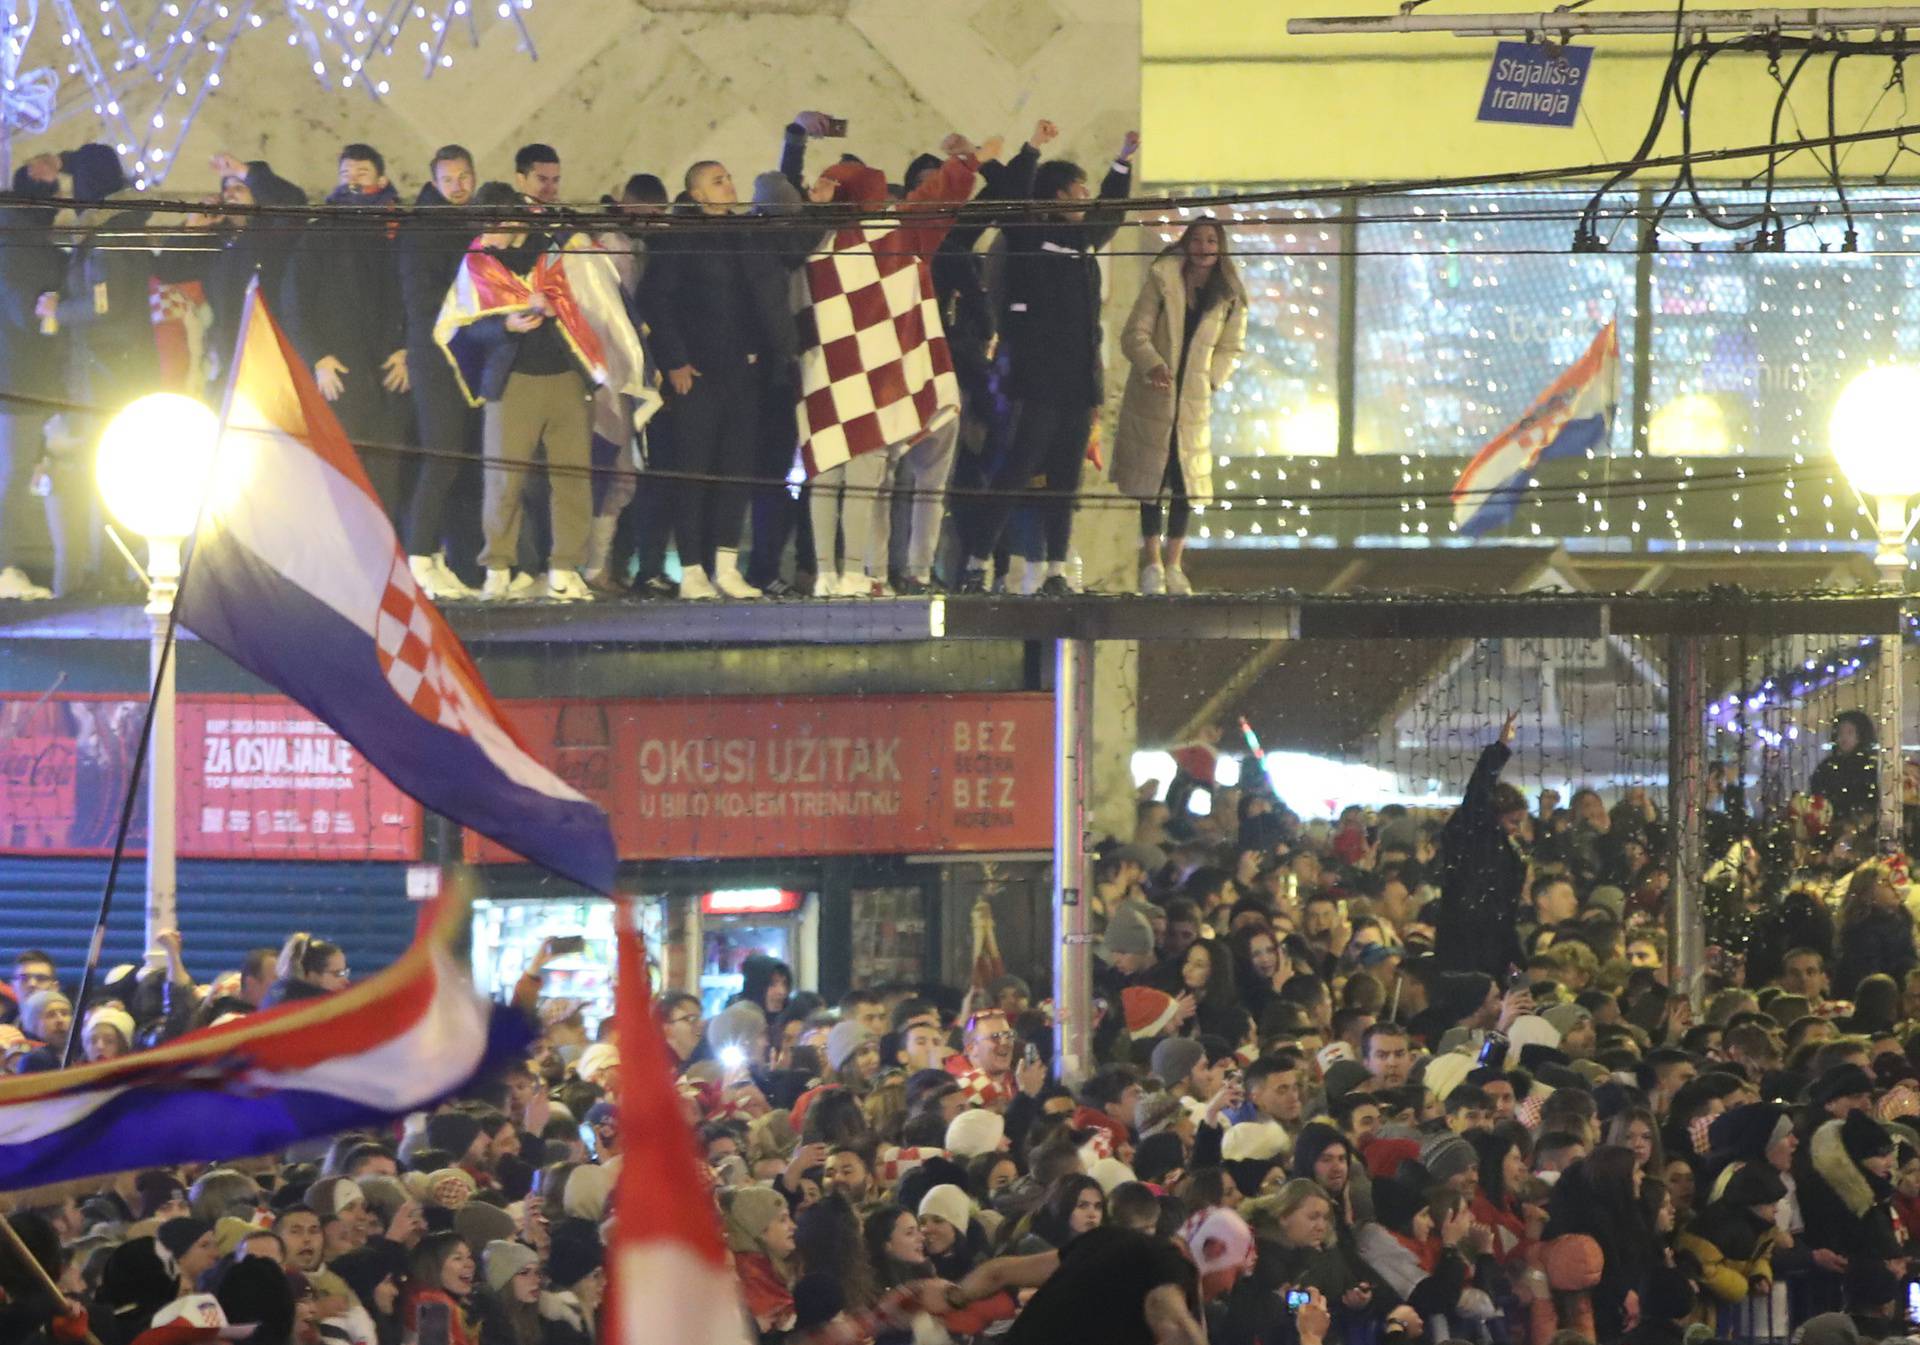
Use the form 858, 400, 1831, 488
1, 736, 77, 797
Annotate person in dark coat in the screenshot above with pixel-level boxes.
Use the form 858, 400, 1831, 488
1812, 710, 1880, 831
1797, 1111, 1902, 1316
0, 159, 67, 600
37, 143, 161, 598
1432, 714, 1529, 978
398, 145, 484, 598
638, 158, 793, 600
277, 143, 413, 520
1834, 858, 1917, 1002
955, 131, 1139, 595
1543, 1145, 1655, 1341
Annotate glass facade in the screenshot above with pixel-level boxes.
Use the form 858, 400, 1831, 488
1159, 182, 1917, 551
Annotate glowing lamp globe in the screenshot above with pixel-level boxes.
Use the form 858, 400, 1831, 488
95, 393, 222, 541
1831, 365, 1920, 501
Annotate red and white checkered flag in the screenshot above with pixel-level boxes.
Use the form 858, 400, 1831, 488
793, 220, 960, 479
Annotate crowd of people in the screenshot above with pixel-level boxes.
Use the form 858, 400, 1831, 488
2, 708, 1918, 1344
0, 112, 1247, 607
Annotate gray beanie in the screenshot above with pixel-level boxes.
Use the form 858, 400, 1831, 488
1100, 909, 1155, 962
826, 1020, 875, 1072
1151, 1037, 1205, 1089
1420, 1132, 1478, 1183
483, 1238, 539, 1294
1541, 1002, 1592, 1039
707, 1002, 767, 1056
751, 171, 803, 215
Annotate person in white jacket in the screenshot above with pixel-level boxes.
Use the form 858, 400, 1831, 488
1108, 218, 1247, 596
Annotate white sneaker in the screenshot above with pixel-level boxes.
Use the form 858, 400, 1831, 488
0, 566, 51, 600
812, 571, 842, 598
479, 568, 513, 601
429, 554, 476, 598
410, 554, 475, 600
1166, 566, 1194, 597
836, 572, 877, 597
711, 549, 762, 600
679, 566, 718, 600
546, 569, 594, 601
1139, 562, 1165, 596
507, 572, 539, 600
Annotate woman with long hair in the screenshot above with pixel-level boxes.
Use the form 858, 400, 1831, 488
1836, 859, 1917, 997
1110, 215, 1248, 596
1606, 1105, 1665, 1178
1229, 925, 1285, 1022
1810, 709, 1878, 831
476, 1239, 546, 1345
795, 1193, 878, 1316
1467, 1126, 1536, 1269
1021, 1174, 1106, 1251
1544, 1144, 1655, 1340
331, 1243, 408, 1345
1180, 939, 1242, 1040
401, 1232, 481, 1345
265, 933, 347, 1007
721, 1184, 798, 1337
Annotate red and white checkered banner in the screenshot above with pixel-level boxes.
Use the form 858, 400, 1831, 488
793, 220, 959, 479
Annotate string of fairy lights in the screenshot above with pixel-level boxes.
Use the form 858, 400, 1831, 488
19, 0, 537, 186
1142, 185, 1920, 559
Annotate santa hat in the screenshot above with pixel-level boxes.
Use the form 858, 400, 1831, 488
1121, 987, 1182, 1041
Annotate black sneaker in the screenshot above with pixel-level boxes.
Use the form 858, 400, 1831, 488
634, 574, 678, 599
1036, 575, 1073, 597
955, 571, 988, 595
894, 577, 929, 596
760, 577, 801, 598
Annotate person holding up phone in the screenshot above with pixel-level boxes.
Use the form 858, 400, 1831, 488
1432, 712, 1530, 980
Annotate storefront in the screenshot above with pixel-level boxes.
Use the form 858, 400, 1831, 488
463, 691, 1056, 1001
0, 688, 1056, 1002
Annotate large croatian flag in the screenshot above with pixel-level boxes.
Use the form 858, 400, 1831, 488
0, 899, 529, 1188
1451, 322, 1620, 536
177, 283, 617, 892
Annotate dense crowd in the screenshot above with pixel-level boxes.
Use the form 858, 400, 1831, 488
1, 708, 1916, 1344
0, 111, 1245, 606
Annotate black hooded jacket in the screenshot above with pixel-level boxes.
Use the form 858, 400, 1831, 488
1432, 741, 1528, 978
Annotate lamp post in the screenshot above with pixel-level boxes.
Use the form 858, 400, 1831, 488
1831, 365, 1920, 848
95, 392, 223, 947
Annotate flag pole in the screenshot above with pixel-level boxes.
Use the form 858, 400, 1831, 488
0, 1210, 104, 1345
61, 280, 258, 1068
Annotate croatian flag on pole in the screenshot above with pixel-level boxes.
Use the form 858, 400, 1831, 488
1451, 321, 1620, 536
0, 899, 529, 1188
609, 899, 753, 1345
177, 283, 617, 893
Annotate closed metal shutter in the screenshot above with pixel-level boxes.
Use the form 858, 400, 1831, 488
0, 858, 419, 989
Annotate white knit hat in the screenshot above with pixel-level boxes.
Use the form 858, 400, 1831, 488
1221, 1120, 1290, 1164
1087, 1156, 1137, 1194
944, 1108, 1006, 1158
917, 1183, 972, 1234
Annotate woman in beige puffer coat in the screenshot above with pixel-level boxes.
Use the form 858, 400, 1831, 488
1109, 217, 1247, 595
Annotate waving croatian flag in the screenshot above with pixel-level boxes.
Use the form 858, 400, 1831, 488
1451, 322, 1620, 536
0, 895, 528, 1188
177, 283, 617, 893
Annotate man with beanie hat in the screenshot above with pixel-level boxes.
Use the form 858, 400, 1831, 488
1419, 1132, 1481, 1195
424, 1111, 487, 1171
1150, 1037, 1206, 1098
155, 1217, 218, 1294
544, 1216, 606, 1324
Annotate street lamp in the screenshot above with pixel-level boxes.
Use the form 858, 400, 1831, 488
1830, 364, 1920, 847
95, 392, 222, 947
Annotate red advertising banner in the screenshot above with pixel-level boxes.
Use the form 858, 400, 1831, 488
465, 694, 1054, 863
0, 693, 422, 860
